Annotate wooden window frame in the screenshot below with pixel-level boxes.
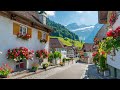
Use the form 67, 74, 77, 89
19, 25, 28, 35
42, 32, 46, 39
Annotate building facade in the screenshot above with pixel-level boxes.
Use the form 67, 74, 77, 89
0, 11, 52, 71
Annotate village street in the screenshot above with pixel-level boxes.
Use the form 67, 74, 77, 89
19, 61, 104, 79
21, 61, 88, 79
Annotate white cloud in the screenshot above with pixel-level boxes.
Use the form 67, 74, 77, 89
76, 11, 97, 14
76, 11, 84, 13
72, 26, 94, 32
45, 11, 55, 16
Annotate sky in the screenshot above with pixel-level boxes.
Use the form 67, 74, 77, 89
45, 11, 98, 26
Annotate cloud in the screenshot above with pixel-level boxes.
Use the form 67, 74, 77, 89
76, 11, 97, 14
45, 11, 55, 16
72, 26, 94, 32
76, 11, 83, 13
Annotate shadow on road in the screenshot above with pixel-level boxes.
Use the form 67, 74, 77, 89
82, 64, 102, 79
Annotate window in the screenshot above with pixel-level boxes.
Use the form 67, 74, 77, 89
20, 25, 27, 35
42, 32, 46, 39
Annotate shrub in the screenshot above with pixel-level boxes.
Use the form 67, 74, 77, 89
48, 53, 54, 62
0, 63, 13, 76
63, 58, 66, 63
42, 63, 49, 69
31, 63, 39, 71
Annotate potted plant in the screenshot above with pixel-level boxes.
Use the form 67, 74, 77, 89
0, 63, 13, 78
53, 51, 61, 65
35, 49, 48, 61
42, 63, 49, 70
7, 47, 34, 62
31, 63, 39, 72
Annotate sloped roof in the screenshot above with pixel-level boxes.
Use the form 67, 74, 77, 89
98, 11, 108, 24
49, 38, 64, 48
82, 43, 93, 52
94, 24, 107, 41
0, 11, 52, 32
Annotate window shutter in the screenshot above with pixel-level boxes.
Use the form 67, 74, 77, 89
38, 31, 42, 40
13, 22, 20, 35
27, 27, 32, 38
46, 33, 49, 41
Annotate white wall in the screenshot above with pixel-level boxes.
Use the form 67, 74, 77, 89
107, 14, 120, 69
0, 16, 49, 70
107, 50, 120, 69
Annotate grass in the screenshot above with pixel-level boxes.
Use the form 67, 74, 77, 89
50, 36, 84, 48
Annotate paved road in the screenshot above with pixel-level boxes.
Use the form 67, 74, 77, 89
46, 63, 88, 79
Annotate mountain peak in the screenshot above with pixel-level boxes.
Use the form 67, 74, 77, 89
66, 23, 91, 30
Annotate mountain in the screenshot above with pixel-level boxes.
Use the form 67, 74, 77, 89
85, 23, 104, 43
66, 23, 90, 31
66, 23, 80, 30
46, 18, 79, 41
66, 23, 104, 43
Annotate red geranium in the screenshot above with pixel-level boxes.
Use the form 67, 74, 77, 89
35, 49, 48, 59
106, 29, 115, 37
92, 52, 98, 57
7, 47, 34, 61
101, 51, 105, 55
17, 33, 31, 40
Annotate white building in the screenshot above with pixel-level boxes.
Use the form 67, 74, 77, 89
49, 38, 67, 64
0, 11, 52, 71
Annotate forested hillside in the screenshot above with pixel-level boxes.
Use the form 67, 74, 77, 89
46, 18, 79, 41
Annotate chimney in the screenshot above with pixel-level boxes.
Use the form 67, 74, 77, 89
38, 11, 47, 25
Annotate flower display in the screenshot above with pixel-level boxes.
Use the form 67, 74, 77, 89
92, 52, 98, 57
17, 33, 31, 40
31, 62, 39, 72
0, 63, 13, 76
106, 27, 120, 38
106, 29, 114, 37
35, 49, 48, 59
7, 47, 34, 61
